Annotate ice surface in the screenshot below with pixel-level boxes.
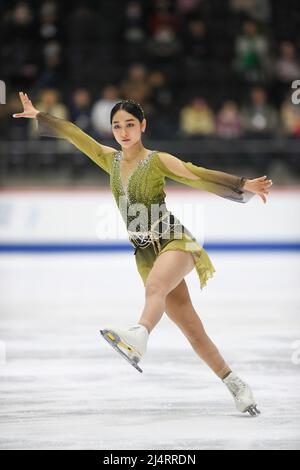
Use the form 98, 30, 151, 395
0, 252, 299, 450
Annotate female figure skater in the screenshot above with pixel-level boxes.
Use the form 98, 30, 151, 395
14, 92, 272, 416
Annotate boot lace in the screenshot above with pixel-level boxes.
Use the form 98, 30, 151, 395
228, 377, 247, 397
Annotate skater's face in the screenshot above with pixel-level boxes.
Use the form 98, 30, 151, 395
112, 110, 146, 148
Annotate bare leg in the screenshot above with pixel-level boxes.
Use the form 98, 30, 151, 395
165, 278, 231, 380
138, 250, 195, 334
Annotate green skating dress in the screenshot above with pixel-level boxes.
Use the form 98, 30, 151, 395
36, 112, 255, 290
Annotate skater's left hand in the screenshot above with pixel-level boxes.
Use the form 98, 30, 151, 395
13, 92, 39, 119
243, 176, 273, 204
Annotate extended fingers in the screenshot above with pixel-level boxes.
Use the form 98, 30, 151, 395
258, 175, 268, 180
252, 176, 272, 203
258, 176, 272, 188
19, 91, 30, 103
19, 92, 27, 107
257, 175, 271, 182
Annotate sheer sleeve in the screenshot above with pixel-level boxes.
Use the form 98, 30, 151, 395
36, 112, 116, 175
156, 154, 255, 204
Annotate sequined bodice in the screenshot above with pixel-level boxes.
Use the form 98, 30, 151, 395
110, 150, 166, 207
110, 149, 185, 250
119, 150, 155, 196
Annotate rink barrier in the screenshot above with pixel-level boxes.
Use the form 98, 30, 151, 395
0, 242, 299, 253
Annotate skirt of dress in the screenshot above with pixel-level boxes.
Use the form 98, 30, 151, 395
134, 227, 216, 290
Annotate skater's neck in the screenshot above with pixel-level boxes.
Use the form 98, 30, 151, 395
121, 141, 149, 162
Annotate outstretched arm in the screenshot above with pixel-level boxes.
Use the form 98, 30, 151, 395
157, 152, 272, 204
13, 92, 117, 175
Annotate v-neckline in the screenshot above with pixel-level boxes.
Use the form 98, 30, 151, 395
118, 150, 155, 195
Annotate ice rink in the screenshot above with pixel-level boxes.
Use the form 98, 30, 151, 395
0, 251, 299, 450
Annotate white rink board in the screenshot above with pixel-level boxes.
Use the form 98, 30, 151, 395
0, 189, 299, 244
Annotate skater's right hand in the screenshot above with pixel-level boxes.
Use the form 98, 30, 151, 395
13, 92, 39, 119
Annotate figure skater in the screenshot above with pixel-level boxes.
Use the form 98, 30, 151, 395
13, 91, 272, 416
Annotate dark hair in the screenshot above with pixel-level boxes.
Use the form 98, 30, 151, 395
110, 99, 145, 124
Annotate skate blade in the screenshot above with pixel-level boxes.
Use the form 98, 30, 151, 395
245, 404, 261, 416
100, 329, 143, 373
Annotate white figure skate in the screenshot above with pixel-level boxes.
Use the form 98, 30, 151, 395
100, 324, 149, 373
223, 372, 261, 416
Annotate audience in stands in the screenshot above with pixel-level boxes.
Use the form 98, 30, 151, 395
230, 0, 271, 23
274, 42, 300, 85
242, 86, 278, 136
216, 101, 242, 138
179, 97, 215, 137
69, 89, 93, 136
2, 0, 300, 142
91, 85, 120, 138
234, 20, 270, 83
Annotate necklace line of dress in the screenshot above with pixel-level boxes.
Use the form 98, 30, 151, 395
118, 150, 155, 196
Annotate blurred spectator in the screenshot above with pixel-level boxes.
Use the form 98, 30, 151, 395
121, 1, 146, 62
216, 101, 243, 138
230, 0, 271, 23
148, 0, 179, 35
119, 63, 151, 105
34, 39, 63, 89
1, 2, 39, 86
146, 1, 181, 62
179, 97, 215, 136
242, 87, 278, 136
38, 1, 59, 41
148, 70, 173, 111
274, 41, 300, 84
147, 71, 175, 137
123, 1, 145, 43
281, 98, 300, 137
146, 25, 182, 62
176, 0, 203, 16
234, 20, 270, 82
91, 85, 119, 138
183, 19, 209, 63
69, 89, 93, 135
29, 88, 68, 138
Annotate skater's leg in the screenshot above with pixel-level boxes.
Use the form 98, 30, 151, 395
165, 278, 231, 380
138, 250, 195, 334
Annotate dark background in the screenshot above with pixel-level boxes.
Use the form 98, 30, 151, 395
1, 0, 300, 186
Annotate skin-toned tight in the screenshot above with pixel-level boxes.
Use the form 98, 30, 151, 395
138, 250, 231, 380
